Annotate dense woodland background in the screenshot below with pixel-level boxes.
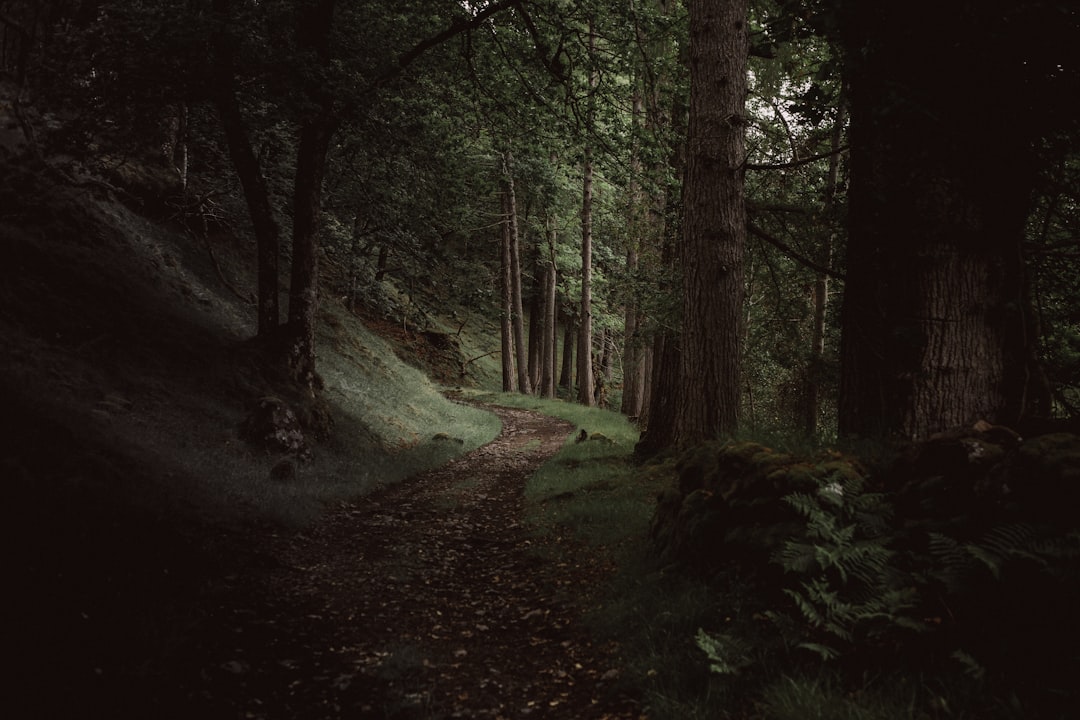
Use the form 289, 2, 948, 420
3, 0, 1080, 718
3, 0, 1080, 441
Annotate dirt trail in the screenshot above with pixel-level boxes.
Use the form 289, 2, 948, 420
189, 404, 642, 719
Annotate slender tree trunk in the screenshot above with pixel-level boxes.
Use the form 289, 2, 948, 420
287, 108, 336, 387
211, 0, 280, 338
673, 0, 749, 446
621, 88, 646, 419
374, 245, 390, 281
528, 267, 543, 393
541, 223, 558, 398
802, 102, 845, 437
577, 22, 597, 407
560, 314, 575, 392
500, 191, 517, 392
284, 0, 338, 388
639, 345, 653, 422
503, 151, 532, 395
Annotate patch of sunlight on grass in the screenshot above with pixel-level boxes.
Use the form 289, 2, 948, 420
179, 303, 504, 528
458, 392, 646, 546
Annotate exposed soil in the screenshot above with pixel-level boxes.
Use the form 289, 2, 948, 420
177, 403, 642, 719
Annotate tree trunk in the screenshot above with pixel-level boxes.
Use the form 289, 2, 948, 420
500, 190, 517, 392
503, 152, 532, 395
211, 0, 280, 338
837, 2, 1042, 440
541, 224, 558, 398
286, 109, 335, 388
560, 314, 575, 392
577, 22, 597, 407
577, 148, 595, 407
621, 88, 646, 419
637, 59, 687, 455
284, 0, 338, 389
673, 0, 749, 446
527, 266, 543, 393
802, 102, 845, 438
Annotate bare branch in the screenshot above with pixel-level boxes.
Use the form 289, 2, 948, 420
748, 222, 845, 280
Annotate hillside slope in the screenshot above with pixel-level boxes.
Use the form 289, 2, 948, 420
0, 116, 500, 712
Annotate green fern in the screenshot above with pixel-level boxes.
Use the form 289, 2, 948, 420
773, 473, 922, 658
929, 523, 1047, 589
695, 628, 754, 675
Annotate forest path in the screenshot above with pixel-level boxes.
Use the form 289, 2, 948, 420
193, 404, 641, 719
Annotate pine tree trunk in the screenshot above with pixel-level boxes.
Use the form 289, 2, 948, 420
674, 0, 748, 446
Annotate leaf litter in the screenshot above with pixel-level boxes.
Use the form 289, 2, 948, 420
186, 405, 643, 719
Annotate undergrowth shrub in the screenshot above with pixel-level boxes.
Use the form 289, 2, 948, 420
771, 472, 923, 660
689, 436, 1080, 718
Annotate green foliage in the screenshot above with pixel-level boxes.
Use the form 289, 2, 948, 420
770, 471, 922, 659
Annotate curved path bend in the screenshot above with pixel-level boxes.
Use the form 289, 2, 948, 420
192, 405, 642, 720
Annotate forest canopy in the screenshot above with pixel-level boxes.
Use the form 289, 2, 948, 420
2, 0, 1079, 444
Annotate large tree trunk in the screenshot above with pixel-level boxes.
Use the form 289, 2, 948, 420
673, 0, 748, 446
837, 2, 1043, 440
211, 0, 280, 338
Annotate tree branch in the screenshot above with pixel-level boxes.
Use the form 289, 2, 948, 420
371, 0, 526, 90
746, 145, 849, 171
748, 222, 845, 280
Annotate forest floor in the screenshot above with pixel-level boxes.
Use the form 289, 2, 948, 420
179, 402, 642, 720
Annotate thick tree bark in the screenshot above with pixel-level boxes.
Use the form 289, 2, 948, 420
673, 0, 748, 446
837, 2, 1045, 440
